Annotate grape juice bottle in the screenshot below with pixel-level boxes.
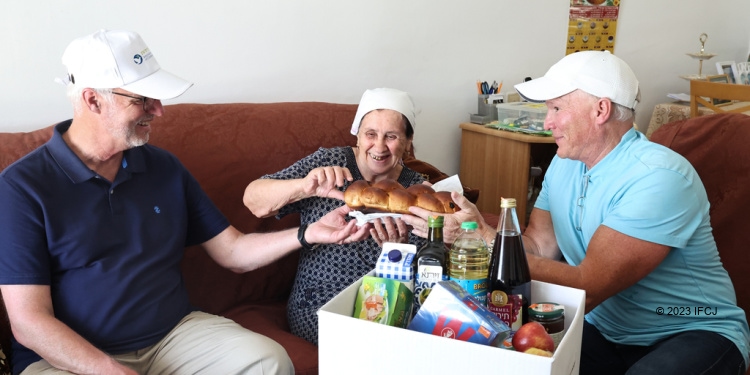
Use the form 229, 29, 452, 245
486, 198, 531, 346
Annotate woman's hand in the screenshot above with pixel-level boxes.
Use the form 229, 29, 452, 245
302, 166, 353, 201
369, 216, 410, 247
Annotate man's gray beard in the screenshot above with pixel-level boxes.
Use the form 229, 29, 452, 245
106, 124, 149, 149
127, 133, 149, 148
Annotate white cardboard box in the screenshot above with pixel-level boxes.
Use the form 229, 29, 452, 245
319, 275, 585, 375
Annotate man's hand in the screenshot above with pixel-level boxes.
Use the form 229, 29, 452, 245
369, 216, 410, 247
402, 191, 487, 244
307, 205, 371, 245
302, 167, 353, 201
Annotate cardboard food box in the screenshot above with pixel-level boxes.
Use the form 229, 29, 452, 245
319, 273, 585, 375
407, 280, 509, 347
352, 276, 413, 328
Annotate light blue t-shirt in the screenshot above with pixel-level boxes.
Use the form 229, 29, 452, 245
535, 128, 749, 364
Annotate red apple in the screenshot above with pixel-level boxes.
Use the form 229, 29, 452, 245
512, 322, 555, 353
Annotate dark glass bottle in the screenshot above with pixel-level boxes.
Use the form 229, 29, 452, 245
486, 198, 531, 345
412, 215, 449, 316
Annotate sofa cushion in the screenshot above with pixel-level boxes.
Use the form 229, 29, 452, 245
650, 113, 750, 318
0, 126, 54, 171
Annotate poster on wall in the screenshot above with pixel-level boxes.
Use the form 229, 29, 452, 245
566, 0, 621, 55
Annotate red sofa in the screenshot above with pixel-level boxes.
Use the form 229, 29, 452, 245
0, 101, 496, 374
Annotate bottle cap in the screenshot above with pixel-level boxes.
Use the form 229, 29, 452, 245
529, 302, 565, 319
387, 249, 402, 262
427, 215, 444, 228
460, 221, 478, 230
500, 197, 517, 208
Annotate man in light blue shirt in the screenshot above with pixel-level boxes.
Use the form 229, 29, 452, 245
406, 51, 749, 374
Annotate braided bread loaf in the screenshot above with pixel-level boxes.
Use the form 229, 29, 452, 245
344, 179, 458, 214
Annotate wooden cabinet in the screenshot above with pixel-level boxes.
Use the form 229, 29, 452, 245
459, 123, 557, 227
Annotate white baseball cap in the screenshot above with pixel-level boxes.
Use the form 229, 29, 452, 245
514, 51, 640, 110
61, 29, 193, 100
351, 88, 416, 135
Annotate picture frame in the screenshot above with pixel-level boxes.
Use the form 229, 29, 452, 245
735, 62, 750, 85
715, 61, 739, 84
704, 74, 732, 106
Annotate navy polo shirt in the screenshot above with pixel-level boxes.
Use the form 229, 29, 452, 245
0, 120, 230, 373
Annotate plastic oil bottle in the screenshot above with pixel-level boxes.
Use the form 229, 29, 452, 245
449, 221, 490, 304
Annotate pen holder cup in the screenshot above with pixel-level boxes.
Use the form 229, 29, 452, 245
478, 95, 498, 120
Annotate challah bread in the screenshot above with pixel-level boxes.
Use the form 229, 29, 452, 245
406, 184, 435, 196
387, 189, 418, 214
359, 186, 390, 212
344, 180, 370, 210
433, 191, 458, 213
413, 192, 444, 213
371, 179, 403, 192
344, 179, 459, 214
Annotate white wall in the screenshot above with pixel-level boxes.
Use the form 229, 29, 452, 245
2, 1, 749, 175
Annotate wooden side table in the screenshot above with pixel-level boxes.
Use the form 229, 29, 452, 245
459, 122, 557, 227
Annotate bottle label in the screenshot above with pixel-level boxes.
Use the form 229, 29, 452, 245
414, 265, 448, 312
453, 278, 487, 304
486, 291, 523, 332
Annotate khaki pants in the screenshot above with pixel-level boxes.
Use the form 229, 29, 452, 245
22, 311, 294, 375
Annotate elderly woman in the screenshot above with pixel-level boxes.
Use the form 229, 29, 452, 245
243, 88, 427, 344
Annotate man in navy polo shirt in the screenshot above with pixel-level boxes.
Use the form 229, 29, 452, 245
0, 29, 369, 375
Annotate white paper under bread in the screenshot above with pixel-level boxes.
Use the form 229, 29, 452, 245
348, 211, 403, 226
431, 174, 464, 195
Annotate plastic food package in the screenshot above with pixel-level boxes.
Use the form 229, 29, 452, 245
407, 280, 510, 347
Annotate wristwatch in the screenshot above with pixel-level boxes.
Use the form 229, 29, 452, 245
297, 224, 318, 251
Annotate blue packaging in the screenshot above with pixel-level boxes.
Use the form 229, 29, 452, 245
407, 280, 510, 347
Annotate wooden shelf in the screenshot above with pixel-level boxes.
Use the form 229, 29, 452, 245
459, 123, 557, 227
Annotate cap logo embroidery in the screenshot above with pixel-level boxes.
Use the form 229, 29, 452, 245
134, 48, 153, 65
